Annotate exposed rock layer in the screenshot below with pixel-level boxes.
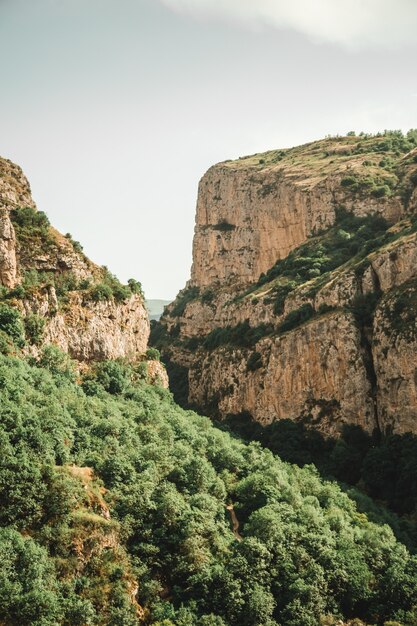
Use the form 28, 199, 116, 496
159, 135, 417, 435
0, 156, 151, 365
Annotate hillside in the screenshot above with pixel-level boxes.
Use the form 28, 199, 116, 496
1, 149, 417, 625
1, 352, 417, 625
155, 130, 417, 436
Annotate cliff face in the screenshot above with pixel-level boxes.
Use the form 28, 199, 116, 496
191, 140, 405, 289
157, 132, 417, 435
0, 156, 152, 366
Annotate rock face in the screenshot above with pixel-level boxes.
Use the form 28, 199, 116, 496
0, 210, 18, 288
0, 156, 151, 365
191, 143, 404, 289
157, 133, 417, 435
189, 311, 375, 437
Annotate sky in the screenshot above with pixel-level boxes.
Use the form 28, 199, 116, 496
0, 0, 416, 299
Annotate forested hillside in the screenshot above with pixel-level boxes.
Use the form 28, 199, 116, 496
1, 347, 417, 625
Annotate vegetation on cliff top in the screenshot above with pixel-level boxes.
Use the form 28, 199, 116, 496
228, 130, 417, 182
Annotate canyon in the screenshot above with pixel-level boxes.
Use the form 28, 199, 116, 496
156, 132, 417, 435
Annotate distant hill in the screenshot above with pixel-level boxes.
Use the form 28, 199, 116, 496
146, 298, 171, 320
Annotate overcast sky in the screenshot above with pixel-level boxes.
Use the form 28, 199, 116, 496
0, 0, 416, 299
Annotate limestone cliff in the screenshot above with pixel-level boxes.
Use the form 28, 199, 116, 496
0, 156, 154, 369
156, 132, 417, 435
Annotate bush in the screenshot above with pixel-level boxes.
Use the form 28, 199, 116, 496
203, 321, 273, 351
24, 314, 46, 346
94, 360, 132, 395
89, 283, 113, 302
278, 303, 315, 333
170, 287, 200, 318
0, 304, 25, 347
37, 345, 76, 382
246, 351, 263, 371
145, 347, 160, 361
11, 206, 50, 232
127, 278, 143, 296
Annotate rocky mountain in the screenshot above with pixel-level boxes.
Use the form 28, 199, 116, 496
0, 156, 168, 385
2, 148, 417, 626
155, 131, 417, 436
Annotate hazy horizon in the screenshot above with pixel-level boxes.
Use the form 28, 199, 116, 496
1, 0, 416, 299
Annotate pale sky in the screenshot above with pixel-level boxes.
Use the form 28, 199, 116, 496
0, 0, 416, 299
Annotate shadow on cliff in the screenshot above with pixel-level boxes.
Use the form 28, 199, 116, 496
216, 413, 417, 552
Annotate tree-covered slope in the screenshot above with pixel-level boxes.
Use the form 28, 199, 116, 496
1, 351, 417, 625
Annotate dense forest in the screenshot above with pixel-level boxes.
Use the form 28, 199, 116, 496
1, 343, 417, 625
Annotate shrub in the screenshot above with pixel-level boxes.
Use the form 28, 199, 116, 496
64, 233, 83, 253
341, 176, 357, 187
37, 345, 76, 382
0, 330, 14, 355
24, 314, 46, 346
0, 304, 25, 347
201, 289, 215, 305
170, 287, 200, 318
203, 321, 273, 351
278, 303, 315, 333
246, 351, 263, 371
89, 283, 113, 302
94, 360, 132, 395
212, 221, 236, 232
146, 347, 160, 361
127, 278, 143, 296
11, 206, 50, 232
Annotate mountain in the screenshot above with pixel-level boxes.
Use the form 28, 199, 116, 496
1, 151, 417, 625
155, 130, 417, 437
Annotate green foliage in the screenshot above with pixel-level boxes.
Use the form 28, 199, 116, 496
127, 278, 143, 296
37, 345, 76, 382
278, 303, 315, 333
89, 282, 113, 302
146, 347, 160, 361
253, 210, 392, 316
0, 304, 25, 347
213, 221, 236, 231
221, 416, 417, 550
88, 272, 133, 304
65, 232, 84, 253
340, 173, 397, 196
203, 320, 273, 350
201, 289, 215, 305
272, 282, 297, 315
0, 528, 62, 625
0, 353, 417, 624
169, 286, 200, 318
24, 313, 46, 346
0, 330, 14, 355
246, 351, 262, 372
11, 206, 50, 234
93, 360, 132, 395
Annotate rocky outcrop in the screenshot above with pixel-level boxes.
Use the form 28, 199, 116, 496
158, 134, 417, 435
191, 141, 404, 289
0, 210, 18, 288
22, 291, 149, 362
0, 155, 151, 365
0, 157, 36, 210
189, 311, 375, 436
